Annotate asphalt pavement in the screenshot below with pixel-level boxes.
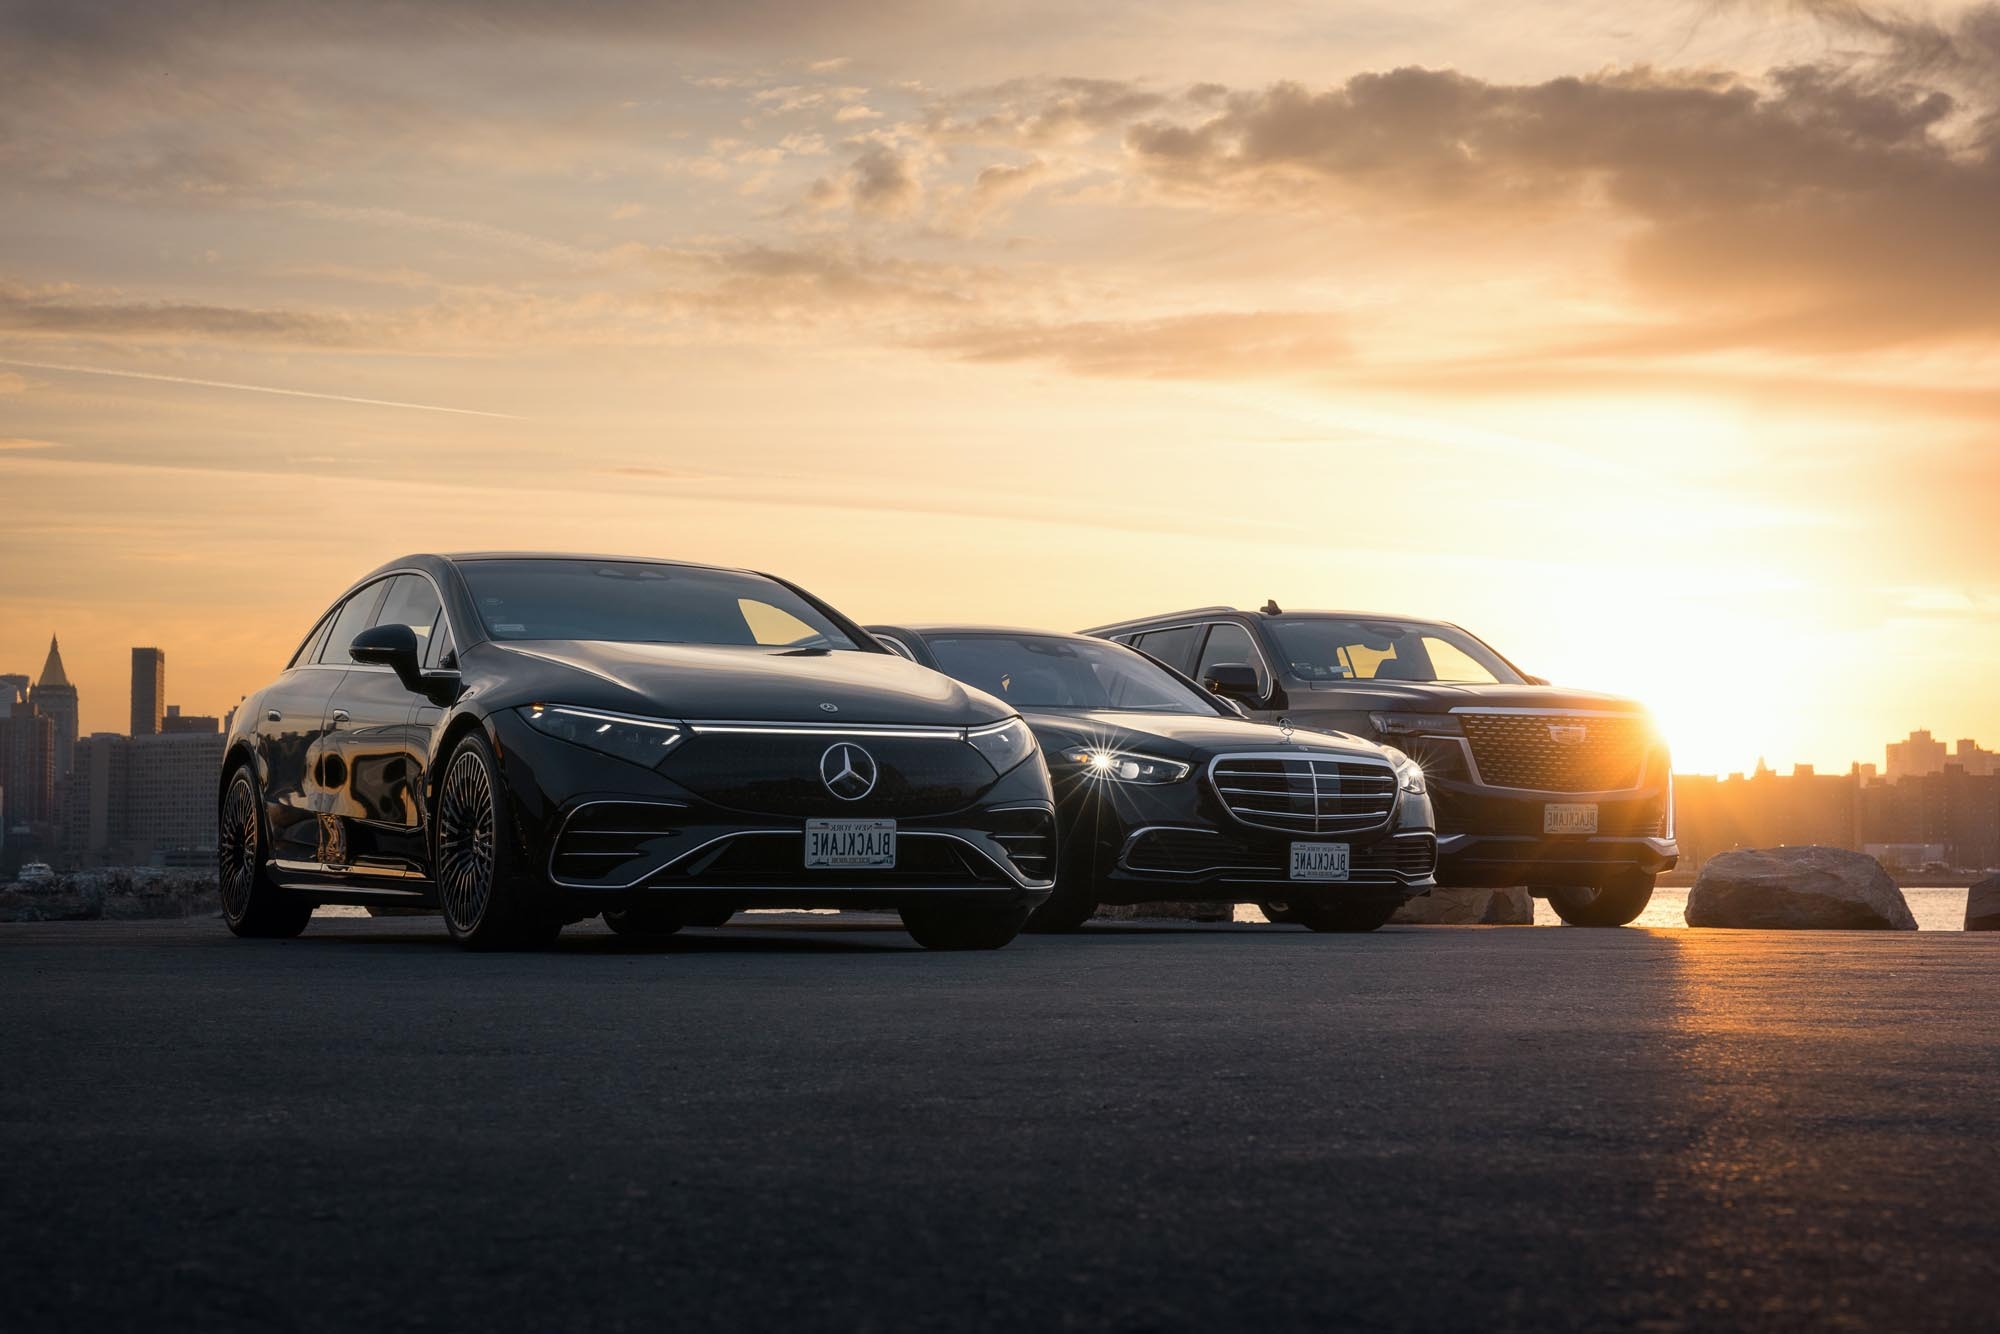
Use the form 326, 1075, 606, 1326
4, 915, 1997, 1332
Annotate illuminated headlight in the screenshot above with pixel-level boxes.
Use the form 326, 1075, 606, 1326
964, 717, 1038, 773
1062, 747, 1190, 785
1390, 749, 1426, 795
519, 704, 685, 768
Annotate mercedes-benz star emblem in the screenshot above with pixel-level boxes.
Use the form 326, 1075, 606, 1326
819, 702, 839, 713
819, 742, 878, 800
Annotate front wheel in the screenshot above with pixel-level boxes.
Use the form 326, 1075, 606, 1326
900, 903, 1032, 951
219, 767, 313, 939
1291, 895, 1401, 933
602, 903, 686, 938
1258, 901, 1303, 926
435, 732, 561, 951
1544, 875, 1654, 927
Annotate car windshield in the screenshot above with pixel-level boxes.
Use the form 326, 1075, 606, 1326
1265, 617, 1520, 684
926, 634, 1217, 715
457, 560, 859, 650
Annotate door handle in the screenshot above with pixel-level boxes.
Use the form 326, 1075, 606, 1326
332, 709, 351, 723
266, 709, 283, 723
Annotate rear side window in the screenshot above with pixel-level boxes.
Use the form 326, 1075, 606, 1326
288, 613, 334, 670
315, 582, 389, 665
1131, 625, 1200, 672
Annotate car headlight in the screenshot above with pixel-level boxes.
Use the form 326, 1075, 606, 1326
519, 704, 686, 769
1061, 747, 1190, 784
965, 717, 1038, 774
1369, 711, 1461, 738
1389, 749, 1426, 795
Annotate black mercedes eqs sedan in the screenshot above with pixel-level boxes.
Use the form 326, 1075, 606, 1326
866, 626, 1437, 933
217, 555, 1055, 950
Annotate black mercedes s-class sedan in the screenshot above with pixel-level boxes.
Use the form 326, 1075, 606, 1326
1083, 605, 1678, 926
217, 554, 1055, 950
866, 626, 1436, 933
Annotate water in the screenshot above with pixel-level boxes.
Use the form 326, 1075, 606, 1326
1529, 886, 1971, 931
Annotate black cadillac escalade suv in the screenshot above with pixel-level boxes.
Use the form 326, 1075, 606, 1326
1084, 606, 1677, 926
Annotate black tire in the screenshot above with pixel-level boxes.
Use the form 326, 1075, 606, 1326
900, 903, 1032, 951
680, 906, 737, 929
1544, 875, 1654, 928
602, 903, 686, 938
434, 732, 561, 951
1023, 834, 1097, 932
219, 766, 313, 939
1258, 900, 1303, 926
1291, 894, 1401, 934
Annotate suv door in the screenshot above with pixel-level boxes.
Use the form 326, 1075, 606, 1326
324, 573, 440, 878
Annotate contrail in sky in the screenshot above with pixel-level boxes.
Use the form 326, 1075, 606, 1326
0, 357, 521, 420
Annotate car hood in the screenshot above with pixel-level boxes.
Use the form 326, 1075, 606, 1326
1022, 708, 1386, 759
1301, 681, 1646, 713
485, 640, 1010, 726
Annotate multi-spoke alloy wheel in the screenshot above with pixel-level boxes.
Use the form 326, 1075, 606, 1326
437, 748, 498, 934
433, 733, 560, 950
217, 766, 312, 939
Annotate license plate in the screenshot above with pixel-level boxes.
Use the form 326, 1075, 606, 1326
805, 819, 896, 869
1543, 803, 1599, 835
1289, 842, 1350, 881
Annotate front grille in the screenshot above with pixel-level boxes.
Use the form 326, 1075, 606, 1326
987, 808, 1056, 882
1457, 712, 1648, 793
1209, 754, 1398, 834
550, 802, 685, 885
1124, 828, 1434, 880
664, 733, 992, 818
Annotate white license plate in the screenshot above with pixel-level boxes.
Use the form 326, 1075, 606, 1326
805, 819, 897, 869
1543, 803, 1599, 835
1289, 842, 1350, 881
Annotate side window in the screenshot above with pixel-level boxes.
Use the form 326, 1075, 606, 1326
1195, 622, 1267, 694
288, 613, 334, 670
315, 583, 389, 665
1132, 625, 1200, 672
375, 575, 443, 662
426, 618, 455, 670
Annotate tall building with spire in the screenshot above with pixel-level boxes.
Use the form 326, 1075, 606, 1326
30, 635, 78, 780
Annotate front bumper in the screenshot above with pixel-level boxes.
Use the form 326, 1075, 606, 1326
490, 710, 1056, 913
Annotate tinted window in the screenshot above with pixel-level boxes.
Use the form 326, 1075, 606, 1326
1265, 618, 1517, 684
1195, 622, 1267, 693
1131, 625, 1200, 672
927, 635, 1217, 715
374, 575, 443, 660
316, 583, 389, 665
289, 613, 334, 670
457, 560, 859, 650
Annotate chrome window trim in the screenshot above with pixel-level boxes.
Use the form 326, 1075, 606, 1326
296, 566, 465, 677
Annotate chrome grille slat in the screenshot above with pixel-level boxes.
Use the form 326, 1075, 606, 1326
1208, 753, 1399, 835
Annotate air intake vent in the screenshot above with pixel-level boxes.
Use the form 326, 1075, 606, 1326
550, 802, 686, 886
987, 808, 1057, 883
1209, 754, 1398, 834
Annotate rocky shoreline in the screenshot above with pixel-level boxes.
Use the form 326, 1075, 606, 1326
0, 869, 221, 922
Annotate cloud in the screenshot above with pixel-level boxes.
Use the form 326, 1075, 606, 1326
0, 437, 62, 450
848, 143, 924, 217
923, 311, 1349, 378
0, 285, 364, 345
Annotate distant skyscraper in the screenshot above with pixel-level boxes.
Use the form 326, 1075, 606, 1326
30, 636, 78, 780
0, 673, 28, 718
160, 705, 220, 735
1886, 729, 1949, 780
132, 647, 166, 737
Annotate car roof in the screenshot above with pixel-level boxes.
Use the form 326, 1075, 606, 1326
871, 624, 1109, 643
438, 551, 758, 575
1082, 607, 1455, 634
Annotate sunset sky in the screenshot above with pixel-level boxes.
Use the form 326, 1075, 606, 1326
3, 0, 1997, 774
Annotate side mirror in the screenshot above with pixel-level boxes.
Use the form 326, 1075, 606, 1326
350, 623, 426, 694
1202, 662, 1263, 704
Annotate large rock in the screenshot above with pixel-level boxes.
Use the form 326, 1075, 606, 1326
1966, 876, 2000, 931
0, 868, 221, 923
1391, 887, 1533, 925
1686, 847, 1916, 930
